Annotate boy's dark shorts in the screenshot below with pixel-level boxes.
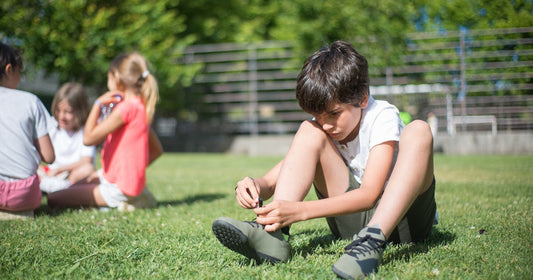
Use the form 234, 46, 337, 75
315, 168, 437, 243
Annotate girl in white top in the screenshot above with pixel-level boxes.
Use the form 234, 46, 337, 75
39, 83, 96, 193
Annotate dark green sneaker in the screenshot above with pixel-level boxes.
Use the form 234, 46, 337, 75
212, 217, 291, 264
332, 224, 387, 279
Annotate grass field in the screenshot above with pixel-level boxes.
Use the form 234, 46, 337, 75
1, 153, 532, 279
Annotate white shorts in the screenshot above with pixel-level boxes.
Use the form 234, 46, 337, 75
97, 170, 128, 208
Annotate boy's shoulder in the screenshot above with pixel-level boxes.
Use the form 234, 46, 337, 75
362, 96, 399, 120
359, 96, 402, 138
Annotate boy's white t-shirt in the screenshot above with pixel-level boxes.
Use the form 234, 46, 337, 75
47, 117, 95, 169
334, 95, 404, 184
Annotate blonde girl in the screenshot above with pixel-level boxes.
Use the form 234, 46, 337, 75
39, 82, 96, 193
48, 52, 163, 210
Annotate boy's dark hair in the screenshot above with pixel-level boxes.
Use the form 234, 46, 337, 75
296, 41, 369, 114
0, 42, 23, 82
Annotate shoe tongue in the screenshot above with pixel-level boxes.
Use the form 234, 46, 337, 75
358, 224, 385, 240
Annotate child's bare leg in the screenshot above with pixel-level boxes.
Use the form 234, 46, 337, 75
367, 120, 435, 238
47, 183, 107, 208
273, 120, 348, 201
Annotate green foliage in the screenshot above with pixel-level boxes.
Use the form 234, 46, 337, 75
1, 154, 532, 279
412, 0, 533, 31
0, 0, 195, 95
1, 0, 531, 113
269, 0, 416, 68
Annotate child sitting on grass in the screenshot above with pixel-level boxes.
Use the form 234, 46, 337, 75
0, 42, 55, 219
39, 82, 96, 193
48, 52, 163, 211
212, 41, 437, 279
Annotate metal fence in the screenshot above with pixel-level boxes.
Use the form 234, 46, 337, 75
174, 27, 533, 137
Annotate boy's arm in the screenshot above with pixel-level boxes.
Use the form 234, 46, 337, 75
236, 159, 282, 209
256, 141, 395, 231
306, 141, 394, 216
254, 160, 282, 199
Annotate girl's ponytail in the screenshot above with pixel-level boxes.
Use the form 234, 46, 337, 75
110, 52, 159, 123
141, 71, 158, 123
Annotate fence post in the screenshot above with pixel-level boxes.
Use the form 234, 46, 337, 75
459, 31, 467, 131
446, 92, 455, 135
386, 67, 393, 102
248, 45, 259, 136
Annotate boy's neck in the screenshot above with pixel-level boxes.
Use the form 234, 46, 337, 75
339, 121, 361, 145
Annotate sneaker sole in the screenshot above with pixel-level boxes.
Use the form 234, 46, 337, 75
212, 219, 281, 264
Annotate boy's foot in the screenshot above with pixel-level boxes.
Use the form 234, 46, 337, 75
212, 217, 291, 264
332, 224, 387, 279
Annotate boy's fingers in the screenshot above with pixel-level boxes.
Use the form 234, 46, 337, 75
264, 223, 280, 232
245, 177, 259, 200
253, 204, 271, 215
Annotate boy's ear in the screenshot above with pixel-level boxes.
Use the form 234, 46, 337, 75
359, 94, 370, 109
4, 63, 13, 75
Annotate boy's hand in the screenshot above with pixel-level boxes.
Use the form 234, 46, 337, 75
254, 200, 304, 232
235, 177, 261, 209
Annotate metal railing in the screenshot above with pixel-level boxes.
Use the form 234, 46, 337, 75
176, 27, 533, 136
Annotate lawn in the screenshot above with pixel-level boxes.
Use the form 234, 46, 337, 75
1, 153, 532, 279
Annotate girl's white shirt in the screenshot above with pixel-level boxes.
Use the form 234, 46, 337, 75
47, 117, 96, 169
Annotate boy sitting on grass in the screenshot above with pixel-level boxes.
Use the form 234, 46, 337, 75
212, 40, 437, 279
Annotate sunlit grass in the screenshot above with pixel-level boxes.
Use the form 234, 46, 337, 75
1, 153, 532, 279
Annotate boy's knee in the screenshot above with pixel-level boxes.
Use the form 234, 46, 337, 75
298, 120, 326, 137
295, 120, 331, 145
402, 120, 433, 145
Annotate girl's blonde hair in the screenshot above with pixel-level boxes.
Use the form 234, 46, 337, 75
51, 82, 90, 132
108, 52, 159, 123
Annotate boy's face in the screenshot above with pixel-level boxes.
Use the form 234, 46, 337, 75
312, 97, 368, 144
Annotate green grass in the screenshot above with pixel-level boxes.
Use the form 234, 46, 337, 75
1, 154, 532, 279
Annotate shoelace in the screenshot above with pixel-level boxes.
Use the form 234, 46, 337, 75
344, 235, 387, 258
243, 220, 290, 241
245, 220, 265, 229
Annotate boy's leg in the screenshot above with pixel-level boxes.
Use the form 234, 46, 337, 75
273, 120, 350, 201
333, 120, 435, 279
213, 120, 349, 263
367, 120, 435, 238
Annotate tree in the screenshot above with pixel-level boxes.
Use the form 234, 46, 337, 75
0, 0, 195, 114
411, 0, 533, 31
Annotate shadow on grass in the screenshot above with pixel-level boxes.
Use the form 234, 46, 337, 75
34, 192, 226, 217
213, 227, 456, 268
158, 193, 226, 207
382, 227, 456, 264
291, 226, 455, 263
293, 230, 339, 258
